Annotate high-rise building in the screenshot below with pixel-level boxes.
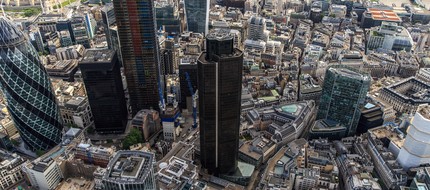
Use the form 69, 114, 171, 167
398, 104, 430, 169
198, 30, 243, 175
0, 18, 63, 151
155, 1, 181, 35
24, 158, 63, 190
185, 0, 209, 34
113, 0, 161, 115
247, 16, 269, 41
179, 61, 198, 110
317, 65, 371, 137
79, 49, 127, 134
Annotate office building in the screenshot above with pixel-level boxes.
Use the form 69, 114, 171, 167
131, 109, 161, 142
75, 143, 115, 167
317, 65, 371, 137
113, 0, 161, 114
185, 0, 209, 34
367, 125, 408, 189
198, 30, 243, 175
0, 150, 27, 190
160, 106, 180, 142
179, 61, 198, 110
379, 77, 430, 114
361, 8, 402, 28
102, 151, 156, 190
59, 96, 94, 128
398, 104, 430, 169
356, 102, 384, 134
416, 68, 430, 82
247, 16, 269, 41
24, 158, 63, 190
155, 1, 181, 35
79, 50, 127, 134
367, 22, 413, 52
0, 17, 63, 151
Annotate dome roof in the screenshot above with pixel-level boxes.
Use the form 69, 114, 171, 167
0, 17, 25, 48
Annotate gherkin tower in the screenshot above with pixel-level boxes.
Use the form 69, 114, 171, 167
0, 17, 63, 151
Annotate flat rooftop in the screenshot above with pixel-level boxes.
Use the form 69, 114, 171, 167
104, 151, 154, 183
369, 125, 404, 148
368, 8, 402, 22
80, 49, 115, 64
418, 104, 430, 120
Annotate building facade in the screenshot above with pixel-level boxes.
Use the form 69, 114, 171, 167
397, 104, 430, 169
198, 30, 243, 175
185, 0, 209, 34
0, 18, 63, 151
79, 50, 127, 133
102, 151, 156, 190
317, 65, 371, 137
113, 0, 162, 114
24, 158, 63, 190
0, 150, 27, 189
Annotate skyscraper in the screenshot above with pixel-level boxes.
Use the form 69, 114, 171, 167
397, 104, 430, 169
198, 30, 243, 175
113, 0, 161, 115
185, 0, 209, 34
0, 18, 63, 151
79, 50, 127, 134
317, 65, 371, 137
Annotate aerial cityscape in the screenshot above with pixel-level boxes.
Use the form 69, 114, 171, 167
0, 0, 429, 189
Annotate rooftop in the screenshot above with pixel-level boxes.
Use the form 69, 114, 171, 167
104, 151, 154, 183
418, 104, 430, 120
367, 8, 402, 22
80, 49, 116, 64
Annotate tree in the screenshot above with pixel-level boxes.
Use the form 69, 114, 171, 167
10, 139, 19, 146
36, 149, 45, 157
86, 127, 95, 134
122, 128, 143, 149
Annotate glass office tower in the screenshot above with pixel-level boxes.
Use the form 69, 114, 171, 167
0, 18, 63, 151
185, 0, 209, 34
113, 0, 161, 115
198, 30, 243, 175
317, 65, 371, 136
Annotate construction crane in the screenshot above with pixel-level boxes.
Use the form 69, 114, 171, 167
185, 72, 198, 128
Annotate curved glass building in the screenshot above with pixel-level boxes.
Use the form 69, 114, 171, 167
0, 18, 63, 151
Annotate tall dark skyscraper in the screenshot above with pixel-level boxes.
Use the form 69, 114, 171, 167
0, 18, 63, 151
317, 65, 371, 136
79, 50, 128, 134
198, 30, 243, 175
185, 0, 209, 34
113, 0, 161, 115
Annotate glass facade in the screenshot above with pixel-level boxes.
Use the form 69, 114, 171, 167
185, 0, 209, 34
317, 65, 370, 137
113, 0, 161, 115
0, 18, 63, 151
79, 50, 128, 134
198, 34, 243, 175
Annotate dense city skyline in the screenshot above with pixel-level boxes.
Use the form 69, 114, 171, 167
0, 0, 429, 189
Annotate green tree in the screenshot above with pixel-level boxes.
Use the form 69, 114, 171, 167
86, 127, 95, 134
122, 128, 143, 149
36, 149, 45, 157
10, 139, 19, 146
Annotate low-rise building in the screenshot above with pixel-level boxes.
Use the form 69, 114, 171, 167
238, 137, 276, 167
59, 96, 93, 128
101, 151, 156, 190
379, 77, 430, 114
367, 125, 407, 189
0, 150, 27, 189
74, 143, 115, 167
132, 109, 162, 143
24, 158, 63, 190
